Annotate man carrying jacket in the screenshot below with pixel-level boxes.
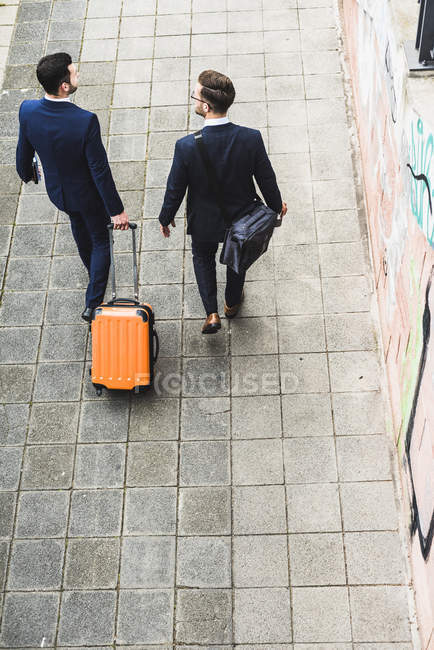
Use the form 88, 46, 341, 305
159, 69, 287, 334
16, 52, 128, 322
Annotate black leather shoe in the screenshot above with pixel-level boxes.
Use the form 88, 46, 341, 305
81, 307, 93, 323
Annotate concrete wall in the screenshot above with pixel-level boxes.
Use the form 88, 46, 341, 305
340, 0, 434, 646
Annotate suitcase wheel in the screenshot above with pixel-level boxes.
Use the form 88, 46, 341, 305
94, 384, 103, 396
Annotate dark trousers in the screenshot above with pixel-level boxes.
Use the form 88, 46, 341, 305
68, 210, 111, 309
191, 239, 245, 316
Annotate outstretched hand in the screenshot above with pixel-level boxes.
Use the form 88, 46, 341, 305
160, 219, 176, 237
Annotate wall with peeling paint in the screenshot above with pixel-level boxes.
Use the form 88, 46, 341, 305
341, 0, 434, 647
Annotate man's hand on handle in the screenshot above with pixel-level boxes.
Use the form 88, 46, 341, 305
160, 219, 176, 238
112, 211, 129, 230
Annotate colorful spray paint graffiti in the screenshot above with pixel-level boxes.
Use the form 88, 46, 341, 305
408, 118, 434, 248
342, 0, 434, 645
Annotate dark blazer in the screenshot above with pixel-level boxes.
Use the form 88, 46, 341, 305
16, 98, 123, 217
159, 122, 282, 242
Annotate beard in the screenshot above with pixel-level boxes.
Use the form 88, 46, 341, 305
67, 84, 78, 95
195, 106, 206, 117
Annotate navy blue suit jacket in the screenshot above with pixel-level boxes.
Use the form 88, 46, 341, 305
159, 122, 282, 242
16, 98, 123, 217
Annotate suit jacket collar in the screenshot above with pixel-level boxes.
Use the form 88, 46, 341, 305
41, 97, 75, 109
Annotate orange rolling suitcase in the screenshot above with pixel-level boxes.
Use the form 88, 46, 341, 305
90, 222, 159, 395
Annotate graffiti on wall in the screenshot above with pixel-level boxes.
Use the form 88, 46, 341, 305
408, 118, 434, 248
404, 265, 434, 559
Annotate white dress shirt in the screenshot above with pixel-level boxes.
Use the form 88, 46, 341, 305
202, 117, 230, 127
44, 95, 71, 102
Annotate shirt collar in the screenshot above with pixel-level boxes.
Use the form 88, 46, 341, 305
202, 116, 230, 127
44, 95, 71, 102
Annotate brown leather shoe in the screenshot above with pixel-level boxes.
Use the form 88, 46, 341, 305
224, 291, 244, 319
202, 312, 221, 334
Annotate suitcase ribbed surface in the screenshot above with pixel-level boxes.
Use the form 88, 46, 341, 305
91, 305, 151, 390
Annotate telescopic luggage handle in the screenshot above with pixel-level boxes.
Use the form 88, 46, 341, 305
107, 222, 138, 303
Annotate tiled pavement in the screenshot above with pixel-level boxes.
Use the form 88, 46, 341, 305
0, 0, 417, 647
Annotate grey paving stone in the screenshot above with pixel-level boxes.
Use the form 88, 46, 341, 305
109, 134, 147, 161
0, 194, 18, 225
87, 0, 122, 17
17, 1, 51, 22
232, 439, 284, 485
322, 276, 371, 313
332, 391, 385, 435
149, 106, 188, 133
178, 486, 231, 535
231, 395, 281, 438
283, 437, 337, 484
175, 589, 232, 644
0, 138, 15, 166
138, 284, 182, 320
289, 532, 346, 585
182, 356, 229, 397
13, 19, 47, 42
232, 354, 280, 396
33, 362, 83, 402
326, 312, 377, 352
123, 0, 156, 14
79, 61, 115, 85
151, 357, 182, 398
234, 587, 292, 643
115, 59, 153, 84
49, 255, 88, 290
3, 65, 37, 91
307, 98, 346, 126
53, 223, 78, 256
39, 324, 88, 361
110, 108, 149, 135
124, 487, 177, 534
231, 317, 278, 355
117, 38, 154, 61
279, 352, 329, 394
79, 400, 129, 442
0, 540, 8, 589
177, 537, 231, 588
84, 16, 119, 39
0, 447, 22, 490
311, 150, 353, 182
349, 586, 411, 642
74, 443, 126, 488
277, 314, 326, 353
21, 444, 74, 489
48, 20, 83, 41
180, 397, 230, 440
336, 435, 392, 482
140, 250, 183, 285
64, 538, 120, 589
0, 364, 34, 403
0, 491, 16, 537
127, 441, 177, 486
282, 393, 333, 436
345, 531, 406, 585
120, 536, 175, 588
340, 482, 398, 531
16, 490, 69, 538
69, 489, 123, 536
5, 256, 50, 290
17, 193, 57, 224
273, 244, 319, 281
0, 592, 59, 647
0, 224, 12, 256
58, 590, 116, 645
233, 535, 289, 587
117, 590, 174, 644
45, 40, 82, 59
180, 441, 230, 486
156, 12, 190, 36
8, 538, 64, 590
319, 241, 367, 276
183, 282, 225, 319
0, 403, 29, 444
51, 0, 86, 20
81, 38, 118, 62
182, 319, 229, 357
292, 586, 351, 642
329, 351, 381, 392
234, 485, 287, 534
275, 278, 322, 316
0, 326, 39, 363
28, 402, 79, 444
192, 10, 227, 33
129, 396, 179, 440
8, 41, 44, 65
0, 290, 45, 326
286, 483, 341, 532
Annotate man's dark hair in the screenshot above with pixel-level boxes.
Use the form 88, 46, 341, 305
198, 70, 235, 113
36, 52, 72, 95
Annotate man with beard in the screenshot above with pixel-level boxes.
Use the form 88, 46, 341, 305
16, 52, 128, 322
159, 69, 286, 333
